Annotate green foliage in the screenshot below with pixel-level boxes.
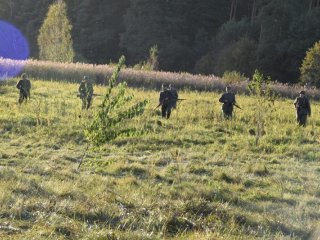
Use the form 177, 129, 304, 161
133, 45, 159, 71
0, 78, 320, 239
248, 70, 272, 97
71, 0, 130, 64
222, 71, 247, 84
205, 1, 320, 83
37, 0, 74, 63
121, 0, 229, 71
248, 70, 275, 145
84, 56, 149, 147
300, 40, 320, 87
0, 1, 51, 56
146, 45, 159, 71
3, 0, 320, 83
209, 19, 258, 76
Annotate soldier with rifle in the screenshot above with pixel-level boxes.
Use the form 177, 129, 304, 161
219, 86, 239, 119
16, 73, 31, 104
158, 84, 179, 119
78, 76, 94, 109
294, 90, 311, 127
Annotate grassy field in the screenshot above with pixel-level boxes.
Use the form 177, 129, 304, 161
0, 78, 320, 239
2, 58, 320, 100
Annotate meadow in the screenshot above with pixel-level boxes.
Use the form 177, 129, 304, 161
0, 78, 320, 239
1, 57, 320, 99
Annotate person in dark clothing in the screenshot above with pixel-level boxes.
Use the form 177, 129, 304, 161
159, 84, 178, 119
219, 86, 236, 119
294, 90, 311, 127
78, 76, 94, 109
16, 73, 31, 104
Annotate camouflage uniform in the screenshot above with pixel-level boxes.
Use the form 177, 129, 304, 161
159, 85, 178, 119
16, 74, 31, 104
294, 91, 311, 127
219, 87, 236, 119
79, 76, 94, 109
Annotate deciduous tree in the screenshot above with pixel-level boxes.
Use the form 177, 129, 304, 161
38, 0, 74, 63
300, 40, 320, 87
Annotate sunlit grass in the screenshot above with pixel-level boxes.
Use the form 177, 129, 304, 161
2, 57, 320, 99
0, 78, 319, 239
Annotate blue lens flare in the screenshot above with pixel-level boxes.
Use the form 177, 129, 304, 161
0, 20, 30, 80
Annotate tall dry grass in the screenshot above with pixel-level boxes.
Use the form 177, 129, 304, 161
1, 57, 319, 99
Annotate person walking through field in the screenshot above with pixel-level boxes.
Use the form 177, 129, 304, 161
219, 86, 236, 119
78, 76, 94, 109
158, 84, 178, 119
16, 73, 31, 104
294, 90, 311, 127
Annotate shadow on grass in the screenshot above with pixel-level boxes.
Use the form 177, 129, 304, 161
183, 197, 309, 238
116, 165, 149, 179
62, 209, 121, 227
115, 137, 215, 151
189, 167, 213, 176
249, 193, 297, 206
165, 215, 195, 236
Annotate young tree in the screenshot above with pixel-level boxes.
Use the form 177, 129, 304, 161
300, 40, 320, 87
85, 56, 149, 147
248, 70, 275, 146
78, 55, 149, 169
37, 0, 74, 63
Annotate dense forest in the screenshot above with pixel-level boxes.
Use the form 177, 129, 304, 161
1, 0, 320, 83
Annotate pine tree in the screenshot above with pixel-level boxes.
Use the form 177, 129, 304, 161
77, 55, 149, 169
85, 55, 149, 147
37, 0, 74, 63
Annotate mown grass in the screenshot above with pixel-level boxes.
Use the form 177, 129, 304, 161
0, 78, 320, 239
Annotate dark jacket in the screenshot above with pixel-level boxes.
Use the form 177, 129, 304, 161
294, 96, 311, 116
16, 79, 31, 97
159, 89, 178, 108
219, 92, 236, 112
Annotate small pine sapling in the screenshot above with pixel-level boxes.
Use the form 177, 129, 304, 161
78, 56, 149, 169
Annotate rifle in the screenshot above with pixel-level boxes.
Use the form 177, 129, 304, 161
221, 99, 242, 110
154, 98, 167, 110
234, 103, 242, 110
154, 98, 186, 110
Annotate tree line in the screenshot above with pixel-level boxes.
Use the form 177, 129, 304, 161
1, 0, 320, 84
